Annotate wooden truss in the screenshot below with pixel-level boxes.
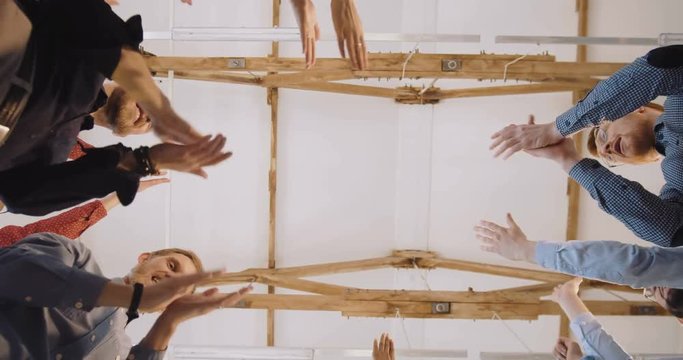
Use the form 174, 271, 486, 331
146, 52, 625, 104
201, 249, 667, 320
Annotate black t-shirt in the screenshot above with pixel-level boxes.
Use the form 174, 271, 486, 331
0, 0, 144, 215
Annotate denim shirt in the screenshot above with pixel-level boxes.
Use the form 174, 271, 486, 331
0, 233, 163, 359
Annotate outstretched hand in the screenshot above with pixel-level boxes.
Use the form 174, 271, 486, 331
139, 270, 223, 313
490, 115, 564, 159
291, 0, 321, 69
553, 337, 584, 360
331, 0, 367, 70
161, 285, 252, 325
474, 213, 536, 263
150, 135, 232, 178
372, 333, 395, 360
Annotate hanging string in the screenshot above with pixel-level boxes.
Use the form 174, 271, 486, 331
601, 288, 630, 302
412, 258, 432, 291
502, 54, 529, 82
394, 308, 413, 349
400, 42, 421, 80
491, 311, 534, 353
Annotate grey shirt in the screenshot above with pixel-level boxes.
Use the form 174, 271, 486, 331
0, 233, 163, 359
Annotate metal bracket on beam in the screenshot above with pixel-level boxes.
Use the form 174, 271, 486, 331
630, 305, 659, 315
432, 302, 451, 314
441, 59, 461, 72
227, 58, 246, 69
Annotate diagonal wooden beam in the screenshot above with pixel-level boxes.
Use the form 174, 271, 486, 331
256, 275, 351, 296
417, 257, 572, 283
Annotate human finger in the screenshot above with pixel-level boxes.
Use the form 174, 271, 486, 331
476, 235, 499, 247
474, 225, 499, 239
492, 139, 520, 158
202, 151, 233, 167
373, 339, 379, 354
478, 220, 506, 233
346, 32, 359, 69
337, 38, 346, 58
528, 115, 535, 125
505, 213, 520, 230
480, 245, 499, 253
388, 337, 394, 355
358, 36, 368, 70
501, 142, 525, 160
138, 178, 170, 192
383, 333, 390, 352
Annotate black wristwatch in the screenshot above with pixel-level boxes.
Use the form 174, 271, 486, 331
126, 283, 144, 325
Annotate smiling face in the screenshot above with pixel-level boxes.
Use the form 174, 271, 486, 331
588, 107, 661, 166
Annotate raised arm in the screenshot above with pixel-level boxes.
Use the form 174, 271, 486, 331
111, 47, 203, 144
525, 138, 683, 247
552, 278, 633, 360
475, 213, 683, 288
490, 47, 683, 159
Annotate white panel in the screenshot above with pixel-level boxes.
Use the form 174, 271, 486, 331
167, 79, 270, 272
275, 90, 398, 266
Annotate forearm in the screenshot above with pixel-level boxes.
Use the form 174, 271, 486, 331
555, 56, 683, 136
111, 47, 169, 118
570, 313, 633, 360
22, 201, 107, 239
535, 240, 683, 288
570, 158, 683, 246
95, 281, 134, 308
99, 194, 119, 212
557, 294, 591, 321
0, 144, 140, 215
139, 313, 178, 351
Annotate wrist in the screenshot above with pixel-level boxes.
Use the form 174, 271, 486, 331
560, 155, 582, 173
117, 150, 137, 172
96, 281, 134, 308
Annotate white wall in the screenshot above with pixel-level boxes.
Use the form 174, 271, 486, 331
2, 0, 682, 358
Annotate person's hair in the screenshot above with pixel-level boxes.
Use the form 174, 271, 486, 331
148, 248, 204, 274
665, 288, 683, 318
586, 102, 664, 157
105, 87, 139, 135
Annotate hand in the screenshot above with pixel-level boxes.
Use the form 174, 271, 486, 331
331, 0, 367, 70
475, 213, 536, 263
139, 270, 223, 313
291, 0, 320, 69
372, 333, 395, 360
551, 277, 583, 304
138, 177, 170, 192
490, 115, 564, 159
525, 138, 582, 172
552, 337, 583, 360
150, 109, 204, 145
161, 285, 252, 325
149, 135, 232, 178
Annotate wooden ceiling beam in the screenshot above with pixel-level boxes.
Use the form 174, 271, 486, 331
231, 294, 667, 319
146, 54, 624, 81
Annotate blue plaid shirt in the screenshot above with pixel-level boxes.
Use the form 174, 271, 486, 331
555, 53, 683, 247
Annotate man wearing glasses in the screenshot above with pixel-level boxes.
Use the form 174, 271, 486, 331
490, 45, 683, 247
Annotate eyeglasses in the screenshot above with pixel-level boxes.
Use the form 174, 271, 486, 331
592, 125, 623, 168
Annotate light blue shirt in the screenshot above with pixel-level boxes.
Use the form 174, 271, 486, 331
535, 240, 683, 360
